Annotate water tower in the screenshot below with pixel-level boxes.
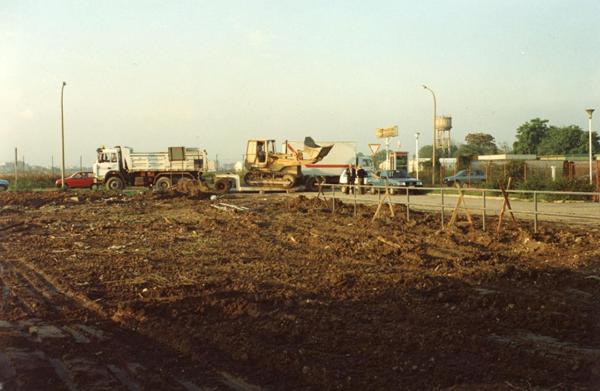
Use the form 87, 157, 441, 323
435, 116, 452, 156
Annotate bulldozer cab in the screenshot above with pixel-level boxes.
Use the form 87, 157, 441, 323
246, 139, 275, 168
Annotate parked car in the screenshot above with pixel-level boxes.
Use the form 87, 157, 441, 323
443, 170, 486, 186
0, 178, 9, 191
339, 169, 423, 194
370, 170, 423, 194
55, 172, 95, 189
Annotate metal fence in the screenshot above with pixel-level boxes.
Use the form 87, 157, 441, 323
317, 183, 600, 233
414, 159, 600, 186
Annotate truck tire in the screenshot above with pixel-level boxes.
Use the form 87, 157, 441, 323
282, 174, 296, 189
154, 177, 172, 192
305, 176, 318, 192
214, 178, 231, 194
105, 177, 124, 191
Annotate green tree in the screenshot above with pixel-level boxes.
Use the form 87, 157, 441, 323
419, 145, 433, 158
418, 144, 457, 159
513, 118, 550, 154
498, 141, 512, 154
457, 132, 498, 157
537, 125, 600, 155
372, 150, 387, 168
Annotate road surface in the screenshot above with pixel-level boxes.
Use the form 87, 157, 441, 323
299, 190, 600, 225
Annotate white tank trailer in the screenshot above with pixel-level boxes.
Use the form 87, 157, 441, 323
284, 140, 374, 191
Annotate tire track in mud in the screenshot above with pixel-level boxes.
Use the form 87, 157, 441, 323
0, 258, 259, 391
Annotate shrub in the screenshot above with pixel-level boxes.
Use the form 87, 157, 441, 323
513, 177, 594, 201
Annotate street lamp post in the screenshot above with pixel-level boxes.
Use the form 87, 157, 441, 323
586, 108, 595, 185
60, 81, 67, 190
415, 132, 420, 180
423, 85, 437, 185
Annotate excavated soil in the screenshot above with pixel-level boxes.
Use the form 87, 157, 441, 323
1, 191, 599, 390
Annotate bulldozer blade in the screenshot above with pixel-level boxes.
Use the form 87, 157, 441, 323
303, 137, 333, 162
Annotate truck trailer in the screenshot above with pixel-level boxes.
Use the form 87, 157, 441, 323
284, 141, 373, 190
93, 146, 208, 190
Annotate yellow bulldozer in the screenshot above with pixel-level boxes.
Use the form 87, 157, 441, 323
243, 137, 333, 189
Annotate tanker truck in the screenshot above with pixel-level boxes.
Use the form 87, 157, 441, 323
284, 140, 374, 191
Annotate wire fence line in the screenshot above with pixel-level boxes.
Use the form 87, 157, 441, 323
314, 183, 600, 233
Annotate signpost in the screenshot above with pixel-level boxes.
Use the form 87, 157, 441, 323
375, 125, 398, 170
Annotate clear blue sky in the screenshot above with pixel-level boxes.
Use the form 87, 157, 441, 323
2, 0, 600, 166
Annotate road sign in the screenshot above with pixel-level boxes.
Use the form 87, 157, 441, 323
375, 125, 398, 138
368, 143, 381, 155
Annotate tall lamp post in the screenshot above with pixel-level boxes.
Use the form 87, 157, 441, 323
586, 108, 595, 185
415, 132, 420, 180
422, 85, 437, 185
60, 81, 66, 190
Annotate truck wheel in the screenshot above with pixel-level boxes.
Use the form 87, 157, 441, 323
0, 185, 7, 192
105, 177, 124, 191
282, 174, 296, 189
305, 177, 318, 192
214, 178, 231, 194
154, 177, 172, 192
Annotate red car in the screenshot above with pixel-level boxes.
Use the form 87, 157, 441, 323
55, 172, 95, 189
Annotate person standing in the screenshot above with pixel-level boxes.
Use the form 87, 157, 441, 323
356, 165, 366, 194
348, 165, 357, 194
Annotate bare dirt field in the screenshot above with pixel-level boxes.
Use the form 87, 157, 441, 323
1, 191, 599, 390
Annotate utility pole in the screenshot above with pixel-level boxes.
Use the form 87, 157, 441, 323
415, 132, 420, 180
51, 155, 55, 177
423, 85, 437, 185
80, 154, 83, 172
14, 148, 18, 190
586, 109, 595, 185
60, 81, 67, 190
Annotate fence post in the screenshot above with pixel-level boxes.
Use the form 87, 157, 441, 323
482, 189, 486, 231
406, 187, 410, 220
353, 185, 357, 217
332, 185, 336, 214
440, 186, 445, 229
533, 191, 538, 233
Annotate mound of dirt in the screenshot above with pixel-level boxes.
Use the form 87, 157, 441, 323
2, 191, 599, 390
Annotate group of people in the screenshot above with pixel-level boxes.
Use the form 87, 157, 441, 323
343, 164, 366, 194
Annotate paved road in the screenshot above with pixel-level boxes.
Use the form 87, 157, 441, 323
299, 190, 600, 225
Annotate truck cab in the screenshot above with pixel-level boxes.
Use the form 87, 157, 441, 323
245, 140, 277, 169
94, 147, 123, 183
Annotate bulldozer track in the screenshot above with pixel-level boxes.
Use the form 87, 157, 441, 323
0, 258, 258, 391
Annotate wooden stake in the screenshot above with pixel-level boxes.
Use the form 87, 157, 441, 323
447, 183, 473, 228
316, 178, 327, 202
372, 182, 395, 222
497, 177, 517, 232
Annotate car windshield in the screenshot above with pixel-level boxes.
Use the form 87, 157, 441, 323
382, 170, 408, 178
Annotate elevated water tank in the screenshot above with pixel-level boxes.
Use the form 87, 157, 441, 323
435, 116, 452, 131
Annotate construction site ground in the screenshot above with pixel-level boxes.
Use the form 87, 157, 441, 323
1, 191, 599, 390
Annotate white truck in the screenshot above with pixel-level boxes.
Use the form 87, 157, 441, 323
284, 141, 374, 190
93, 146, 208, 191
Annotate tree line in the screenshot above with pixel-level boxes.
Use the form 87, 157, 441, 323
417, 118, 600, 159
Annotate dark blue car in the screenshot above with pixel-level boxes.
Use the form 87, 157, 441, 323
443, 170, 486, 186
0, 178, 9, 191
